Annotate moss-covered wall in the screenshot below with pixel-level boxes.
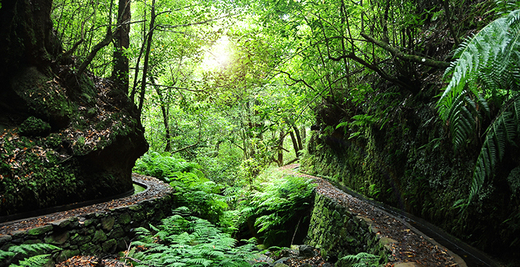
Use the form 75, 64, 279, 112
302, 99, 520, 258
0, 191, 174, 267
306, 193, 387, 263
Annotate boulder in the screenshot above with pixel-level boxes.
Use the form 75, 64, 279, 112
0, 0, 148, 216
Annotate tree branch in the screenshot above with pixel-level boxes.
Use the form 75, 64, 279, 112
360, 33, 450, 68
328, 51, 409, 89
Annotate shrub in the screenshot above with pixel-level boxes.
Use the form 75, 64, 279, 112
236, 174, 316, 247
133, 151, 202, 182
0, 243, 61, 267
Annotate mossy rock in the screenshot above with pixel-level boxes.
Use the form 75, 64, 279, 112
19, 116, 50, 136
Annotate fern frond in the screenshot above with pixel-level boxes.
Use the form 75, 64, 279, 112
438, 10, 519, 118
469, 96, 520, 203
338, 252, 380, 267
0, 250, 15, 262
10, 254, 51, 267
7, 243, 60, 256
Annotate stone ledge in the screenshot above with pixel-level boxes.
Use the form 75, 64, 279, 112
0, 175, 174, 267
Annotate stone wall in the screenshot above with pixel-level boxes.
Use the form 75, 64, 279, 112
306, 193, 387, 263
0, 193, 174, 266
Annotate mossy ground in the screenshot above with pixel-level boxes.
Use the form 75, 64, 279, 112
0, 67, 145, 216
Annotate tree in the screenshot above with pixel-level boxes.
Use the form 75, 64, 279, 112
112, 0, 131, 93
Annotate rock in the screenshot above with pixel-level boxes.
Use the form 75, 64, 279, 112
0, 5, 148, 215
45, 230, 69, 245
299, 245, 316, 257
119, 212, 132, 224
19, 116, 51, 136
51, 218, 75, 228
0, 235, 12, 247
101, 216, 115, 231
27, 225, 53, 236
102, 239, 117, 253
273, 257, 289, 265
92, 230, 107, 243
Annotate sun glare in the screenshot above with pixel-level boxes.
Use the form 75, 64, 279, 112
201, 36, 232, 70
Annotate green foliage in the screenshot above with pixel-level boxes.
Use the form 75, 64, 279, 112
0, 243, 60, 267
170, 172, 229, 225
129, 208, 257, 267
437, 8, 520, 205
336, 252, 381, 267
134, 151, 229, 224
236, 174, 316, 247
10, 254, 52, 267
18, 117, 51, 137
133, 151, 203, 182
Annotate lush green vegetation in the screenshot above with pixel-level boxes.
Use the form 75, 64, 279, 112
0, 243, 61, 267
131, 154, 319, 266
127, 207, 258, 267
4, 0, 520, 265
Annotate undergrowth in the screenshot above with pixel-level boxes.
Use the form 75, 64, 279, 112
127, 207, 259, 267
236, 171, 317, 247
134, 152, 228, 225
0, 243, 61, 267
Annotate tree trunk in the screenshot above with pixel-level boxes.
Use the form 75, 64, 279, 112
112, 0, 131, 94
137, 0, 156, 116
277, 130, 285, 167
292, 125, 303, 152
151, 76, 171, 151
289, 130, 299, 159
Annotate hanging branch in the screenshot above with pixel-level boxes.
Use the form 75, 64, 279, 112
443, 0, 460, 46
76, 0, 115, 76
360, 33, 450, 68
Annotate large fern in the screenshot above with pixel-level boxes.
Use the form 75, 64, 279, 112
336, 252, 381, 267
438, 8, 520, 205
129, 208, 257, 267
0, 243, 60, 267
236, 175, 316, 247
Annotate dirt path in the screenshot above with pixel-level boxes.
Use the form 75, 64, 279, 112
281, 164, 465, 267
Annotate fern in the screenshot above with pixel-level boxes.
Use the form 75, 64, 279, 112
437, 8, 520, 205
0, 243, 60, 267
129, 210, 257, 267
10, 254, 51, 267
236, 175, 316, 247
469, 97, 520, 203
336, 252, 381, 267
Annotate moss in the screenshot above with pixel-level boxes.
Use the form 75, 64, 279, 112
19, 116, 50, 136
302, 96, 520, 257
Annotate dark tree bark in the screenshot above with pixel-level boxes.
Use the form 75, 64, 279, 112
0, 0, 148, 216
150, 76, 172, 151
289, 130, 300, 159
112, 0, 131, 94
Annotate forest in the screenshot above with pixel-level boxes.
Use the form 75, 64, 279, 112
1, 0, 520, 266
